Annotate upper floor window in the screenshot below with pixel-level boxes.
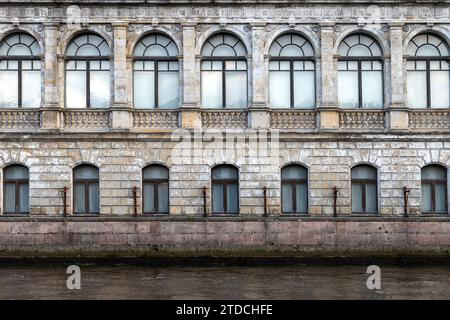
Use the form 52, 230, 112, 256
406, 33, 450, 108
0, 33, 41, 108
281, 164, 308, 214
351, 164, 378, 214
211, 165, 239, 214
3, 164, 29, 214
421, 165, 448, 214
338, 34, 383, 109
269, 33, 315, 109
201, 33, 247, 109
73, 164, 99, 214
65, 33, 111, 109
142, 164, 169, 214
133, 34, 180, 109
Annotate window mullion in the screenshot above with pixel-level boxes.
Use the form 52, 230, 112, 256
18, 59, 22, 108
86, 60, 91, 108
290, 60, 294, 109
358, 60, 363, 108
155, 60, 159, 109
222, 60, 226, 108
427, 60, 431, 109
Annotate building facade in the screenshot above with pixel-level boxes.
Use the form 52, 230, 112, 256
0, 0, 450, 257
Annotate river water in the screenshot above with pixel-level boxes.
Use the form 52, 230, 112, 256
1, 264, 449, 299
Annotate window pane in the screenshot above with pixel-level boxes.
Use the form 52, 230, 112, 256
365, 183, 377, 213
88, 182, 99, 213
338, 71, 359, 108
212, 166, 238, 180
74, 165, 99, 179
143, 182, 155, 213
19, 183, 29, 213
90, 70, 110, 108
351, 183, 363, 213
281, 165, 307, 180
422, 165, 447, 180
407, 71, 427, 108
0, 70, 18, 108
212, 183, 224, 213
66, 70, 86, 108
4, 182, 15, 213
158, 71, 179, 108
143, 165, 169, 180
74, 183, 86, 213
294, 71, 315, 108
22, 70, 41, 108
296, 183, 308, 213
158, 182, 169, 213
202, 71, 222, 108
421, 183, 432, 212
4, 165, 29, 179
362, 71, 383, 108
269, 71, 290, 108
134, 71, 155, 108
430, 70, 450, 108
281, 184, 293, 213
226, 183, 238, 213
351, 165, 377, 180
225, 71, 247, 108
435, 184, 447, 213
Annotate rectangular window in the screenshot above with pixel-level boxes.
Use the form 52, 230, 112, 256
351, 183, 364, 213
225, 71, 247, 108
361, 71, 383, 108
338, 71, 359, 108
293, 71, 315, 109
430, 70, 450, 108
134, 71, 155, 108
0, 70, 18, 108
90, 70, 110, 108
201, 71, 223, 108
407, 71, 427, 108
73, 183, 86, 213
269, 71, 290, 108
22, 70, 41, 108
66, 70, 86, 108
158, 71, 179, 108
143, 182, 155, 213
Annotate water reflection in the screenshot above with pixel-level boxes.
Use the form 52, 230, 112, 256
0, 264, 449, 299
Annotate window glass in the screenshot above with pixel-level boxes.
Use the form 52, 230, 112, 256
201, 71, 222, 108
143, 183, 155, 213
269, 71, 290, 108
407, 71, 427, 108
225, 71, 247, 108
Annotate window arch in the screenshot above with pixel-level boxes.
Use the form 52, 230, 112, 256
337, 34, 383, 109
142, 164, 169, 214
133, 34, 180, 109
73, 164, 99, 214
421, 164, 448, 214
65, 33, 111, 109
351, 164, 378, 214
0, 32, 41, 108
211, 164, 239, 214
281, 164, 308, 214
3, 164, 29, 214
269, 33, 315, 109
201, 33, 247, 109
406, 33, 450, 109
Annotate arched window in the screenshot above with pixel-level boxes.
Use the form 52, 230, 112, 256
201, 33, 247, 109
133, 34, 179, 109
337, 34, 383, 109
65, 33, 111, 109
73, 164, 99, 214
0, 33, 41, 108
406, 33, 450, 108
211, 165, 239, 214
3, 165, 29, 214
351, 165, 378, 214
269, 33, 315, 109
281, 165, 308, 214
421, 165, 448, 214
142, 164, 169, 214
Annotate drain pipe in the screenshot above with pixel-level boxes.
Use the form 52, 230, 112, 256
332, 186, 338, 217
263, 186, 268, 217
60, 186, 68, 217
131, 186, 138, 217
202, 187, 208, 217
403, 186, 411, 217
